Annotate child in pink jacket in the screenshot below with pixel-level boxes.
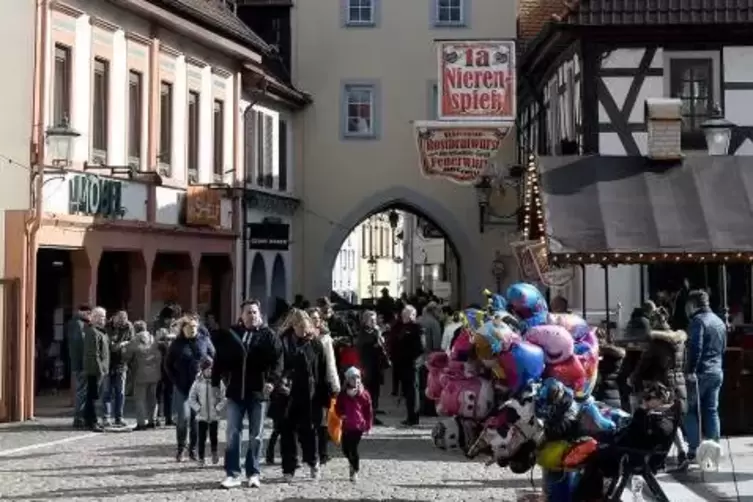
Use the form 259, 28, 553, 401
335, 366, 373, 483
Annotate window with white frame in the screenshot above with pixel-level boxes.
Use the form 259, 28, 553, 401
344, 85, 375, 137
251, 106, 284, 190
436, 0, 464, 25
347, 0, 374, 25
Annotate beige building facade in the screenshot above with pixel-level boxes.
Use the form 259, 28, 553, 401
291, 0, 519, 303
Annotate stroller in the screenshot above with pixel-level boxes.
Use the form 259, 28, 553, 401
573, 395, 682, 501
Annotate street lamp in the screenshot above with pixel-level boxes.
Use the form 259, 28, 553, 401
45, 117, 80, 167
491, 251, 506, 293
701, 105, 735, 156
367, 255, 377, 299
474, 175, 492, 234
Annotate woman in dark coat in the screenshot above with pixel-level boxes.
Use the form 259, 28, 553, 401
630, 310, 688, 462
357, 310, 388, 425
594, 343, 626, 410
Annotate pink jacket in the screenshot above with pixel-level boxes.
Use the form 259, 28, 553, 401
335, 388, 373, 432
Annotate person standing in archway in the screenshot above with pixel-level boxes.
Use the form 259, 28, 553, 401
394, 306, 426, 426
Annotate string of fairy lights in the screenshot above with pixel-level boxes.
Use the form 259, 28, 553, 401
521, 153, 545, 243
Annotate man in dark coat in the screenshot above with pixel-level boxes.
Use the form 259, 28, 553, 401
213, 299, 282, 489
82, 307, 109, 432
67, 305, 91, 428
393, 305, 426, 426
102, 310, 134, 427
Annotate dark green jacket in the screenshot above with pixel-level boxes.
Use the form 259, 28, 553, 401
67, 315, 87, 372
83, 325, 110, 377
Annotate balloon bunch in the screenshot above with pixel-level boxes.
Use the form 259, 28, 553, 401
427, 282, 632, 502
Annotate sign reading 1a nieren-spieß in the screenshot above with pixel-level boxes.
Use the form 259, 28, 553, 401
69, 174, 123, 218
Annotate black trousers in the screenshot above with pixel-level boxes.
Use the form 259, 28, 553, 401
391, 366, 400, 395
341, 430, 363, 472
280, 418, 318, 475
157, 379, 173, 422
400, 367, 420, 424
197, 420, 218, 459
266, 424, 280, 461
84, 375, 100, 427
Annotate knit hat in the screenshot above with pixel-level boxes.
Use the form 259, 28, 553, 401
344, 366, 361, 381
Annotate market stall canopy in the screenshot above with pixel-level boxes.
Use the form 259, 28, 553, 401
537, 155, 753, 263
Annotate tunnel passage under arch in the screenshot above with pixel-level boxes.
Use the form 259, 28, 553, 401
318, 185, 483, 303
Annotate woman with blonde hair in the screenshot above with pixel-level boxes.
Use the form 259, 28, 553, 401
307, 307, 340, 464
164, 313, 215, 461
277, 308, 337, 481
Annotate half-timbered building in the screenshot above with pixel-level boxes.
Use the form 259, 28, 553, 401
517, 0, 753, 326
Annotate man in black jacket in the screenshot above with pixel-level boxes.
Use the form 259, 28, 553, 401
394, 305, 426, 426
214, 299, 283, 489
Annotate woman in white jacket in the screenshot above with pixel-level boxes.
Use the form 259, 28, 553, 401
307, 307, 340, 465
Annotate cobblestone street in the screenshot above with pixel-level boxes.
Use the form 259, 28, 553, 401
1, 397, 753, 501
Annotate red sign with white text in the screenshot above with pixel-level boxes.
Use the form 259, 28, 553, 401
437, 40, 516, 121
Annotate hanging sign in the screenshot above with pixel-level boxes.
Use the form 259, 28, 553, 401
248, 222, 290, 251
510, 240, 575, 287
68, 174, 123, 218
414, 121, 510, 185
437, 39, 516, 121
185, 185, 221, 227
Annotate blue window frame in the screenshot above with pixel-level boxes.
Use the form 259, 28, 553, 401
342, 0, 380, 27
431, 0, 469, 28
340, 80, 381, 140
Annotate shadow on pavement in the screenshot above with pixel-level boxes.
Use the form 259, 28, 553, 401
279, 499, 428, 502
32, 464, 206, 479
397, 477, 536, 491
8, 481, 218, 499
0, 461, 162, 473
668, 469, 753, 501
358, 436, 468, 462
0, 422, 78, 433
0, 451, 65, 461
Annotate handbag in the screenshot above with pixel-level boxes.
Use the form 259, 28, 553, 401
327, 398, 342, 446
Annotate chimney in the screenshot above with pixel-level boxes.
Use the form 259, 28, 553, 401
644, 98, 682, 160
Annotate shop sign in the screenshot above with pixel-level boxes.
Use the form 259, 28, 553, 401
185, 185, 221, 227
69, 174, 123, 218
510, 240, 575, 287
413, 121, 511, 184
248, 222, 290, 250
437, 40, 516, 121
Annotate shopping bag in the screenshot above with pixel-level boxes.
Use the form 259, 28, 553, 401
327, 398, 342, 446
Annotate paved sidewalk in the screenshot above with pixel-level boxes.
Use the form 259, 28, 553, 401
1, 396, 752, 501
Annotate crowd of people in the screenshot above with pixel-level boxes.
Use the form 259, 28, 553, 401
64, 290, 460, 489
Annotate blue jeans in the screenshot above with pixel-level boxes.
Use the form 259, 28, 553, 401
174, 387, 197, 452
73, 371, 87, 423
101, 371, 127, 421
685, 372, 723, 455
225, 398, 266, 478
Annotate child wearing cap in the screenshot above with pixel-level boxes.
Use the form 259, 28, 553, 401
335, 366, 373, 483
188, 358, 225, 465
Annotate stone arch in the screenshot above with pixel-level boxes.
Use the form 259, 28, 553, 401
318, 185, 483, 303
249, 253, 267, 312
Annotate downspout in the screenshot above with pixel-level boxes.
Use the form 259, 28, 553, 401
22, 0, 51, 421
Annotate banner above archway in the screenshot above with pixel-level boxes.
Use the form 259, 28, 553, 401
414, 121, 512, 185
414, 39, 516, 185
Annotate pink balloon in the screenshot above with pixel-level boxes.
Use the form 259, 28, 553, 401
436, 376, 495, 419
524, 324, 574, 363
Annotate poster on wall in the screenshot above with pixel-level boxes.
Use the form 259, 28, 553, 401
437, 39, 516, 121
413, 121, 511, 184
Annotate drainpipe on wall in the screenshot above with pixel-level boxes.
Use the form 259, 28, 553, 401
21, 0, 51, 421
146, 27, 160, 222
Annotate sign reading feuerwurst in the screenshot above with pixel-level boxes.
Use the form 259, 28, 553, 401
437, 40, 516, 121
414, 121, 510, 185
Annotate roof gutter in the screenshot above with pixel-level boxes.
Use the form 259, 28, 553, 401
107, 0, 263, 64
243, 63, 311, 108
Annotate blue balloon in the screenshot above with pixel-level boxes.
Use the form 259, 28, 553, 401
506, 282, 548, 326
509, 341, 545, 392
489, 293, 507, 313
